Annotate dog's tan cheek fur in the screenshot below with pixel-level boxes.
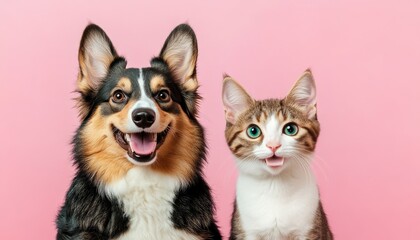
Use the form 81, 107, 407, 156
151, 105, 199, 181
109, 99, 138, 130
82, 107, 133, 184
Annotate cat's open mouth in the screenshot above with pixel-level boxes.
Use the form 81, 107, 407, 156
265, 156, 285, 168
113, 125, 170, 163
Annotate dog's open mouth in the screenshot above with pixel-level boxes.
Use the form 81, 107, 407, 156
113, 125, 170, 163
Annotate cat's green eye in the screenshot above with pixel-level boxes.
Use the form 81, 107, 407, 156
246, 125, 261, 139
283, 123, 299, 136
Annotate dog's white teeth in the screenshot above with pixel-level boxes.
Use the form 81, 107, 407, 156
125, 134, 130, 142
153, 133, 157, 141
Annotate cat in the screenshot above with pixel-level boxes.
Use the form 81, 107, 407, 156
222, 70, 333, 240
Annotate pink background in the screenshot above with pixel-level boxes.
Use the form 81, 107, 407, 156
1, 1, 420, 239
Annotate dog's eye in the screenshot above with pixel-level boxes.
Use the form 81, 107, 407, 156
112, 90, 127, 103
156, 89, 171, 103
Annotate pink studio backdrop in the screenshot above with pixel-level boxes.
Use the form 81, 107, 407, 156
1, 1, 420, 239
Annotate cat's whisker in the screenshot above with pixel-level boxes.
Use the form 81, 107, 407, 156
292, 154, 312, 185
291, 148, 331, 175
289, 148, 330, 181
310, 155, 329, 182
312, 153, 332, 172
233, 154, 257, 170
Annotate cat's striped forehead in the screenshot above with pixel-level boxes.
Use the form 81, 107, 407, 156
236, 99, 309, 125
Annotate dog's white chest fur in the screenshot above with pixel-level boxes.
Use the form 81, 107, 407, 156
105, 168, 199, 240
236, 171, 319, 240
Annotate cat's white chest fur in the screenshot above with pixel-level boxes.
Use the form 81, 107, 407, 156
236, 170, 319, 240
105, 168, 199, 240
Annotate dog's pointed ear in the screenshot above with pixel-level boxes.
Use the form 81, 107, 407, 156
160, 24, 198, 91
76, 24, 124, 119
159, 24, 199, 115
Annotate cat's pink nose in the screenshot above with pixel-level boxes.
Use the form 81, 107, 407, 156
266, 144, 281, 153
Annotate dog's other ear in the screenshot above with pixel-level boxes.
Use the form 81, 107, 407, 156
77, 24, 124, 119
159, 24, 199, 115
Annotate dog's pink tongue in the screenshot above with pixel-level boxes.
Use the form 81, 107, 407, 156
265, 157, 285, 167
130, 133, 156, 155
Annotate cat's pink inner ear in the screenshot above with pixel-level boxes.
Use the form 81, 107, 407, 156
307, 105, 317, 119
287, 70, 317, 119
222, 77, 253, 123
225, 109, 236, 124
223, 100, 241, 124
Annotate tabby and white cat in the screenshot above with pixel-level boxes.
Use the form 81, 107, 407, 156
222, 70, 333, 240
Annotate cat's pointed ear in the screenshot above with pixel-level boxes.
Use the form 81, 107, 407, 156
222, 75, 254, 124
286, 69, 317, 119
77, 24, 124, 118
160, 24, 198, 92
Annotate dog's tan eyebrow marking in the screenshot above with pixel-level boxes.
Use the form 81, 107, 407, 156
150, 76, 166, 92
117, 77, 132, 92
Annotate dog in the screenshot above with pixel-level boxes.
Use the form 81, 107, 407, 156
56, 23, 221, 240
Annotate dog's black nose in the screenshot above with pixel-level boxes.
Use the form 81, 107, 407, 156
132, 108, 155, 128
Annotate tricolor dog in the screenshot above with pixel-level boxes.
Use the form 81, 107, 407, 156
56, 23, 221, 240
